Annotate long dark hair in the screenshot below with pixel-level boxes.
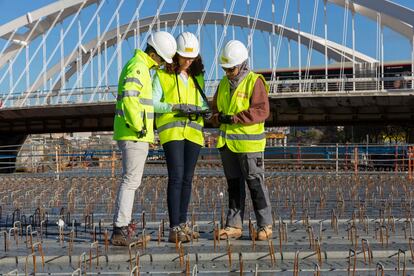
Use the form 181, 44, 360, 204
165, 54, 205, 76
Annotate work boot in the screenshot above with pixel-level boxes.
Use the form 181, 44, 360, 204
180, 222, 200, 239
168, 226, 190, 243
216, 226, 242, 240
256, 225, 272, 241
111, 222, 151, 246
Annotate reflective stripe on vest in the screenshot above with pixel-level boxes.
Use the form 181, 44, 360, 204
116, 90, 141, 101
116, 91, 153, 107
219, 130, 265, 141
140, 98, 153, 105
125, 77, 143, 87
158, 120, 203, 133
115, 109, 154, 119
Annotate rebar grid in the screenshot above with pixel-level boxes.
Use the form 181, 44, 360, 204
1, 173, 414, 274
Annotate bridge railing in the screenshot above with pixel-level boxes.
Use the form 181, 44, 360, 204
1, 75, 413, 109
269, 74, 414, 94
0, 85, 119, 108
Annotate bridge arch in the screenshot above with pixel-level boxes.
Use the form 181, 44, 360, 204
327, 0, 414, 39
32, 11, 377, 92
0, 0, 98, 69
1, 0, 412, 70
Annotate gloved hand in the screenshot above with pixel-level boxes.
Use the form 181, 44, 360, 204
136, 129, 147, 138
172, 104, 192, 113
202, 110, 212, 120
218, 112, 233, 124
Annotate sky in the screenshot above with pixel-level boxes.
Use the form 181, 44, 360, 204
0, 0, 414, 94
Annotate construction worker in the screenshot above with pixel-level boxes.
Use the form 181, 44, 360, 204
211, 40, 273, 241
111, 31, 177, 246
152, 32, 209, 243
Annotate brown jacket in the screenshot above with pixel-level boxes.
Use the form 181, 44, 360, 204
211, 78, 269, 125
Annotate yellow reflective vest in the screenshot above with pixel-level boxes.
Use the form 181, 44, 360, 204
155, 70, 205, 146
113, 50, 156, 142
216, 71, 269, 153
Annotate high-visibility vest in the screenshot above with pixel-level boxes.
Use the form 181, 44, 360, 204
155, 70, 205, 146
216, 71, 269, 153
113, 50, 156, 142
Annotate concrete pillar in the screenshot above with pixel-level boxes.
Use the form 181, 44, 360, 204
0, 134, 27, 173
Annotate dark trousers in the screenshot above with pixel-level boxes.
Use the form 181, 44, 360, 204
219, 145, 272, 228
163, 139, 201, 228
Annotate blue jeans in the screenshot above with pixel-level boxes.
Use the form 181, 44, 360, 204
163, 140, 201, 228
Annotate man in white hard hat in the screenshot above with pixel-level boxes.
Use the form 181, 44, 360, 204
112, 31, 177, 246
212, 40, 273, 241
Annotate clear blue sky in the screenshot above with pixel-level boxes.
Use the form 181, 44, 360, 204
0, 0, 414, 93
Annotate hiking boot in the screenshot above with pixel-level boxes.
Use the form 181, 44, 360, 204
216, 226, 242, 240
256, 225, 272, 241
180, 223, 200, 239
168, 226, 190, 243
111, 222, 151, 246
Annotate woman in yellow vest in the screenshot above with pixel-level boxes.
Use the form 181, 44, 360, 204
152, 32, 209, 243
211, 40, 273, 241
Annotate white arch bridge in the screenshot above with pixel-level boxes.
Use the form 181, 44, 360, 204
0, 0, 413, 134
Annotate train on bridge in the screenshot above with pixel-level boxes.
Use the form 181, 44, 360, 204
258, 60, 413, 92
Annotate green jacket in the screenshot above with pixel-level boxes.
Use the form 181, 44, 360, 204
113, 50, 157, 142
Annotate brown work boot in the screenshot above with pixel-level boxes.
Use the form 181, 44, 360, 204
111, 222, 151, 246
256, 225, 272, 241
168, 226, 190, 243
216, 226, 242, 240
180, 223, 200, 239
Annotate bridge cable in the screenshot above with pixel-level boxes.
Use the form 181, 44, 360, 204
246, 0, 263, 70
0, 18, 44, 106
324, 0, 328, 92
10, 9, 65, 103
269, 0, 275, 76
82, 0, 146, 103
90, 0, 159, 102
14, 1, 89, 107
339, 0, 349, 91
53, 0, 128, 104
303, 0, 319, 92
196, 0, 212, 37
171, 0, 189, 35
139, 0, 166, 49
0, 28, 18, 61
21, 1, 93, 107
270, 0, 290, 89
57, 0, 117, 104
206, 0, 237, 95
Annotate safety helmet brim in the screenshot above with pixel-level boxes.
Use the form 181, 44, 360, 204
176, 50, 198, 59
147, 31, 177, 64
220, 62, 239, 68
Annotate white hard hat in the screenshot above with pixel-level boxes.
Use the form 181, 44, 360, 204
176, 32, 199, 58
219, 40, 248, 68
147, 31, 177, 63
